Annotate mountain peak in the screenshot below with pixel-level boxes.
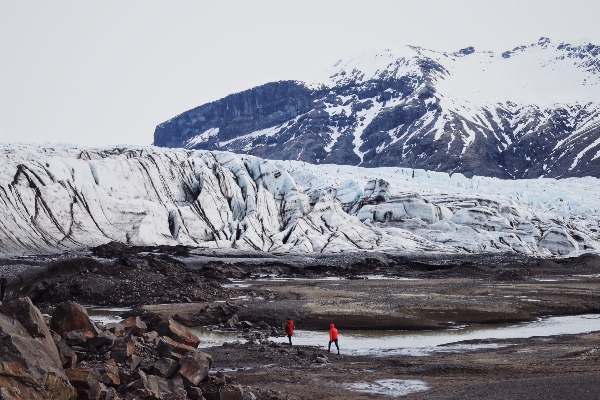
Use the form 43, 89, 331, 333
154, 39, 600, 180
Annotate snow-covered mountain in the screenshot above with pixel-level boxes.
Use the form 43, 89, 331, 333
154, 38, 600, 179
2, 145, 599, 256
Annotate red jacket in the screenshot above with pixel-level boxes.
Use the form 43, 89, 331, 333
285, 319, 294, 335
329, 324, 338, 341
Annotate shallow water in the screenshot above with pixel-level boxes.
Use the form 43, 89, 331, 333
271, 314, 600, 356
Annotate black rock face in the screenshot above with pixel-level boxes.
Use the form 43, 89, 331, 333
154, 41, 600, 179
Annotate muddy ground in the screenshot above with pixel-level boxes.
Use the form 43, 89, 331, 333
2, 244, 600, 398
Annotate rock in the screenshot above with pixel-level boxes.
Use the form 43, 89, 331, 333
142, 331, 158, 342
120, 317, 147, 335
90, 363, 120, 387
157, 336, 196, 360
153, 357, 179, 379
177, 350, 212, 386
0, 297, 77, 400
124, 371, 187, 399
118, 369, 133, 386
111, 336, 135, 363
187, 386, 204, 400
138, 358, 155, 373
1, 296, 48, 338
65, 367, 103, 400
155, 316, 200, 348
242, 390, 257, 400
98, 383, 118, 400
125, 354, 142, 372
64, 329, 95, 346
203, 384, 244, 400
88, 332, 116, 350
58, 340, 78, 369
240, 321, 253, 329
225, 314, 239, 329
255, 321, 270, 330
51, 301, 100, 337
104, 323, 124, 336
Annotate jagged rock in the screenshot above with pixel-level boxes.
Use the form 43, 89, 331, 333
0, 297, 77, 400
111, 336, 135, 363
225, 314, 239, 329
104, 323, 124, 336
153, 357, 179, 379
240, 321, 253, 329
88, 332, 116, 350
64, 329, 95, 346
58, 340, 78, 369
255, 321, 270, 330
98, 383, 118, 400
203, 384, 244, 400
51, 301, 100, 337
118, 369, 133, 386
186, 386, 204, 400
125, 354, 142, 372
89, 363, 120, 387
120, 317, 147, 335
123, 371, 187, 399
138, 358, 155, 373
157, 336, 196, 360
1, 296, 48, 338
65, 367, 102, 400
177, 350, 212, 386
155, 316, 200, 348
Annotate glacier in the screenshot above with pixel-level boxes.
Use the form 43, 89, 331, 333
1, 144, 599, 256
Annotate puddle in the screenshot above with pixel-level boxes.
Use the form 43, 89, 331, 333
39, 306, 129, 326
348, 379, 429, 397
270, 314, 600, 356
190, 327, 247, 348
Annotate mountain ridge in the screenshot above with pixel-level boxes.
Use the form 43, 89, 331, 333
154, 38, 600, 179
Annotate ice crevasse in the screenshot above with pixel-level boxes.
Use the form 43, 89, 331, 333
0, 145, 598, 256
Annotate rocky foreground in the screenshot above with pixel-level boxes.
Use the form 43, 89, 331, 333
0, 297, 248, 400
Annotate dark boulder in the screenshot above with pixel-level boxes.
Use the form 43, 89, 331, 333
177, 350, 212, 386
0, 297, 77, 400
51, 301, 100, 337
155, 316, 200, 348
152, 357, 179, 379
65, 367, 102, 400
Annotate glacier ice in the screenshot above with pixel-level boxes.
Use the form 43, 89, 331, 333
0, 144, 599, 257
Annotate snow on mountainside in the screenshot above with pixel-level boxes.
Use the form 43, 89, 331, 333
1, 145, 599, 257
154, 38, 600, 179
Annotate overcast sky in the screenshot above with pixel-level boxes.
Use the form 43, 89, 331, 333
1, 0, 599, 147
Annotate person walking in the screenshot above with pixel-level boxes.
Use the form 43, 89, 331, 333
328, 323, 340, 355
284, 317, 295, 346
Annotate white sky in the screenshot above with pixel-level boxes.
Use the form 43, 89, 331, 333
1, 0, 599, 147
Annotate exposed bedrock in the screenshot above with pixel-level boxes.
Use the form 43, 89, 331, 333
1, 145, 599, 257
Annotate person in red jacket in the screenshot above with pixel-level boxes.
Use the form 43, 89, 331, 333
328, 323, 340, 355
284, 317, 295, 346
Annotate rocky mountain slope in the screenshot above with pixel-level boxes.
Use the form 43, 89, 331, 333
1, 145, 599, 256
154, 38, 600, 179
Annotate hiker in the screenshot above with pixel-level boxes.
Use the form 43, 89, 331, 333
284, 317, 295, 345
328, 323, 340, 355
